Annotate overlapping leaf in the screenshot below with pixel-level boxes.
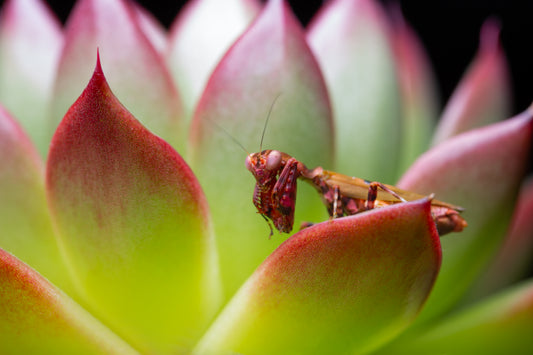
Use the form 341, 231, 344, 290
399, 109, 533, 324
46, 60, 220, 353
308, 0, 402, 182
195, 199, 441, 354
167, 0, 261, 117
0, 105, 72, 293
0, 0, 63, 154
0, 248, 138, 354
49, 0, 184, 151
188, 0, 333, 298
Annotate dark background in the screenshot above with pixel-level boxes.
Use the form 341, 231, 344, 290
32, 0, 533, 116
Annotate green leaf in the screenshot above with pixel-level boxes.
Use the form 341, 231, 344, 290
0, 248, 138, 355
194, 199, 442, 354
307, 0, 402, 182
167, 0, 261, 118
0, 0, 62, 155
49, 0, 184, 151
188, 0, 333, 299
46, 60, 221, 353
466, 177, 533, 300
399, 108, 533, 325
0, 105, 73, 294
380, 279, 533, 354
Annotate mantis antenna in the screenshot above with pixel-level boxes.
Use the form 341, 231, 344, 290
205, 117, 249, 154
259, 93, 282, 152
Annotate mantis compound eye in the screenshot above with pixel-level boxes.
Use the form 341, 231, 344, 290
266, 150, 282, 171
245, 154, 254, 172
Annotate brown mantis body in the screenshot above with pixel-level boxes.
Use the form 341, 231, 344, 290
246, 149, 467, 236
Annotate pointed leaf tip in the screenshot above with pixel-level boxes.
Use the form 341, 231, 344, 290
95, 48, 101, 70
479, 17, 502, 52
195, 199, 441, 354
50, 0, 184, 151
47, 60, 220, 352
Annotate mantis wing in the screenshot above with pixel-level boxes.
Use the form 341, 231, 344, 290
322, 170, 463, 211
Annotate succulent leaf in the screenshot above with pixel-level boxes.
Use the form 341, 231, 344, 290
0, 0, 63, 155
390, 8, 439, 172
49, 0, 184, 151
188, 0, 333, 299
194, 199, 441, 354
467, 177, 533, 299
167, 0, 261, 117
432, 20, 511, 145
307, 0, 402, 182
0, 105, 73, 294
399, 108, 533, 324
0, 248, 138, 354
46, 60, 221, 353
380, 279, 533, 354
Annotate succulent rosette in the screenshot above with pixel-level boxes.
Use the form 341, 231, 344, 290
0, 0, 532, 353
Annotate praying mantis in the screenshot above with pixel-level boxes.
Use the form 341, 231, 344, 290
245, 149, 467, 236
208, 96, 467, 237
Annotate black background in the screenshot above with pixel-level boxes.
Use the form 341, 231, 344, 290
31, 0, 533, 115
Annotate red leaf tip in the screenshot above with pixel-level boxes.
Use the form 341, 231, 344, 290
82, 49, 109, 99
479, 18, 502, 53
95, 48, 102, 73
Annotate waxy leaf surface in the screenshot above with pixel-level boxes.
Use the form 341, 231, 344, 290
381, 279, 533, 354
0, 248, 138, 354
399, 109, 533, 324
189, 0, 333, 299
308, 0, 402, 182
46, 61, 220, 353
0, 105, 72, 293
468, 178, 533, 298
194, 199, 441, 354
